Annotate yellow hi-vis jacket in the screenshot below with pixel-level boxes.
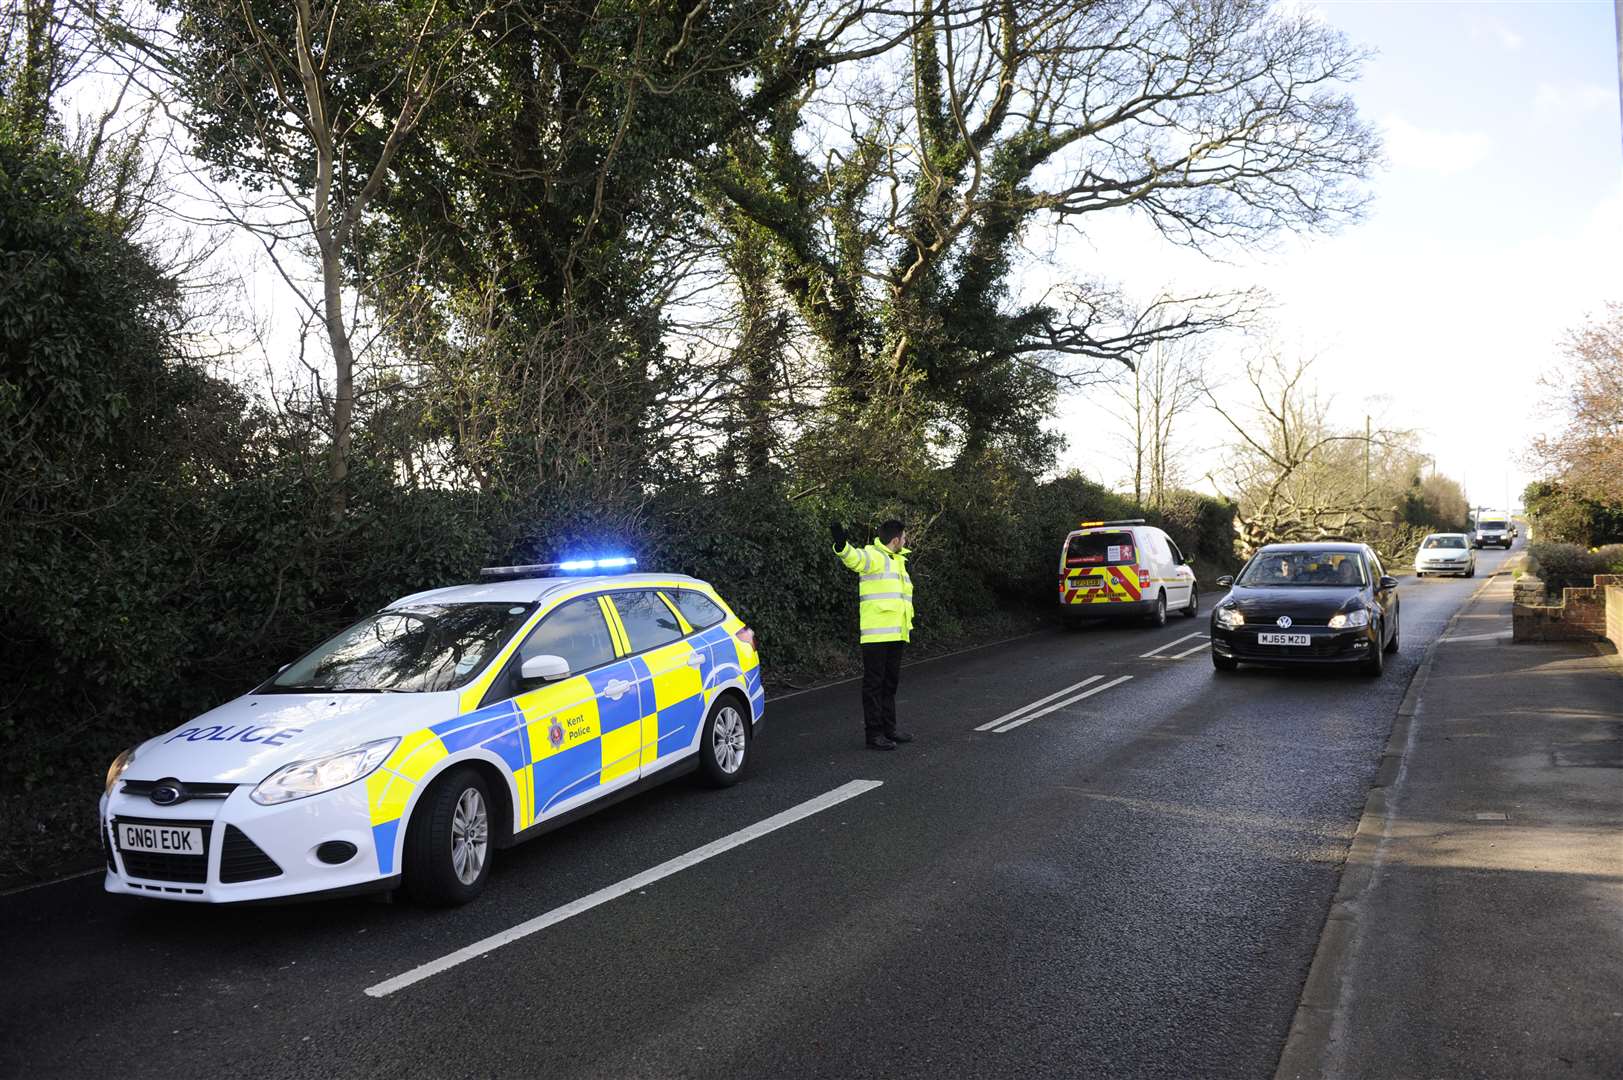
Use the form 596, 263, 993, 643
836, 539, 914, 644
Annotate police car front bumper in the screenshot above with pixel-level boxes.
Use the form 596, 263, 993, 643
101, 781, 392, 903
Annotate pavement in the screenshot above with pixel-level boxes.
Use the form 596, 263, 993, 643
4, 543, 1618, 1079
1277, 561, 1623, 1079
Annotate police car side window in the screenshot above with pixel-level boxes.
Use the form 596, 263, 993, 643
669, 589, 726, 630
518, 598, 617, 675
614, 591, 686, 653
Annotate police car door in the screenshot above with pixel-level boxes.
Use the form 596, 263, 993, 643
606, 590, 707, 777
506, 595, 641, 824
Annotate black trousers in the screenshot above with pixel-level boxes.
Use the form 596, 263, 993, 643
860, 641, 905, 736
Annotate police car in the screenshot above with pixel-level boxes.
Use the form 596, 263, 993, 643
100, 561, 764, 906
1059, 519, 1199, 626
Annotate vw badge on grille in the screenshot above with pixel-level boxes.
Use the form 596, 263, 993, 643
1276, 616, 1293, 629
150, 780, 184, 807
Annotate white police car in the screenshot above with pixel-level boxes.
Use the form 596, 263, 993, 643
100, 562, 764, 905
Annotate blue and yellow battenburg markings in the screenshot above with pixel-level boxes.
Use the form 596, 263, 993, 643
364, 582, 762, 875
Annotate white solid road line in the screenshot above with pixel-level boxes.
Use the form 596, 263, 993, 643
973, 676, 1103, 731
363, 779, 884, 999
1138, 631, 1207, 659
993, 675, 1134, 734
1168, 642, 1210, 660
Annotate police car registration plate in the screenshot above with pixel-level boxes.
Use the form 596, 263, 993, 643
1257, 633, 1311, 646
119, 823, 204, 855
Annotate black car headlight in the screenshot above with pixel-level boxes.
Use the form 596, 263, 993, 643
1328, 608, 1371, 629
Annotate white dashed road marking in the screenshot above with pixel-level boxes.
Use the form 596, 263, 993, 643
1139, 631, 1207, 659
973, 676, 1102, 731
363, 779, 884, 999
992, 675, 1134, 734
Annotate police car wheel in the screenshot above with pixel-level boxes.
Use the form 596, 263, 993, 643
404, 766, 493, 906
1146, 591, 1166, 628
1181, 584, 1199, 617
699, 696, 750, 788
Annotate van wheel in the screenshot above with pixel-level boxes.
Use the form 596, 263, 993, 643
1181, 584, 1199, 618
403, 766, 493, 907
1146, 591, 1167, 628
699, 696, 750, 788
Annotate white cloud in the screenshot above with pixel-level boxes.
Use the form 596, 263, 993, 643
1471, 16, 1523, 52
1380, 114, 1492, 175
1533, 82, 1617, 114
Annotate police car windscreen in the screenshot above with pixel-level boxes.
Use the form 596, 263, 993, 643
1066, 532, 1135, 566
1423, 535, 1466, 548
1237, 551, 1368, 587
1478, 520, 1506, 529
268, 603, 535, 693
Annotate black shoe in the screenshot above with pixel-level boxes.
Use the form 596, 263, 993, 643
887, 731, 914, 744
866, 735, 896, 751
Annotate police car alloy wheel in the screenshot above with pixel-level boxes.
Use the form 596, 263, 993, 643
404, 765, 495, 906
700, 697, 750, 787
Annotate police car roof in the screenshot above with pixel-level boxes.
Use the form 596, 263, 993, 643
387, 572, 708, 609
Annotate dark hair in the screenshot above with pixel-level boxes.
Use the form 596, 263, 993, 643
878, 519, 906, 544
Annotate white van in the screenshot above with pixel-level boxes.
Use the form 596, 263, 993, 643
1059, 519, 1199, 627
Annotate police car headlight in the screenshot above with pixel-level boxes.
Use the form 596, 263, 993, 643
1329, 609, 1371, 629
1215, 606, 1245, 629
250, 738, 399, 806
104, 747, 135, 796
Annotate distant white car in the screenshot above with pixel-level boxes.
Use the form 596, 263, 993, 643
1415, 533, 1476, 577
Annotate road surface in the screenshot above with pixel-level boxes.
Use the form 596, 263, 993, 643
0, 546, 1517, 1079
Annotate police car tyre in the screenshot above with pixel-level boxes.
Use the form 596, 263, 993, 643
1213, 652, 1238, 672
1181, 584, 1199, 617
403, 765, 494, 906
1146, 591, 1167, 628
699, 693, 751, 788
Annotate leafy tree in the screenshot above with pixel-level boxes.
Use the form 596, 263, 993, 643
712, 0, 1376, 462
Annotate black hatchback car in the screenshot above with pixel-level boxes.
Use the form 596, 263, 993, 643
1209, 543, 1400, 675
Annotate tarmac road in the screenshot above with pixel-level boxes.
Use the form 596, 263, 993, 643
0, 545, 1518, 1079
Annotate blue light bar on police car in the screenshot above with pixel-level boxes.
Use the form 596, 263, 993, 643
479, 557, 638, 578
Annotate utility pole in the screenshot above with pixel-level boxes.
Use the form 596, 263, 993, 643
1615, 0, 1622, 157
1364, 415, 1372, 499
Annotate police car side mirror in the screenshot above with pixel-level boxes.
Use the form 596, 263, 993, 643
1216, 575, 1235, 588
520, 654, 571, 682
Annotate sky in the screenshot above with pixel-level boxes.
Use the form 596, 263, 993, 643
1051, 0, 1623, 514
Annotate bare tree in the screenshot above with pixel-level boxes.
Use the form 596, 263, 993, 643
1528, 302, 1623, 505
103, 0, 507, 512
1206, 351, 1410, 554
1111, 311, 1213, 508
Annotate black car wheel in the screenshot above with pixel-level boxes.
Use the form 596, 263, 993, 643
1213, 652, 1238, 672
1362, 624, 1386, 676
1384, 612, 1399, 654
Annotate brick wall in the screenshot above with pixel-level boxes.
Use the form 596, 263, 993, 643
1512, 573, 1623, 642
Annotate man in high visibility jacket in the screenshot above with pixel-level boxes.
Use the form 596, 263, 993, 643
830, 519, 914, 750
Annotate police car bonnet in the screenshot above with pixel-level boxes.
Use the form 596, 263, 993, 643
130, 693, 453, 785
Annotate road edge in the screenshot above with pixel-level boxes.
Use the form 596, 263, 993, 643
1271, 560, 1510, 1080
